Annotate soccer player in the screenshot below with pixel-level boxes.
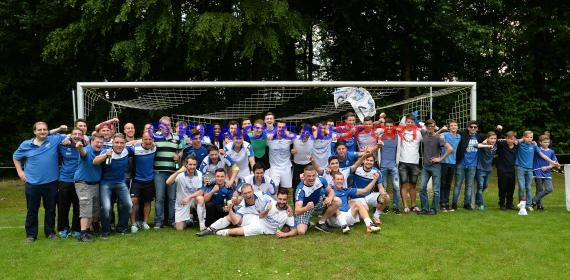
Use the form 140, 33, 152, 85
93, 133, 134, 239
74, 132, 105, 242
238, 162, 277, 196
224, 135, 255, 181
166, 156, 206, 231
294, 165, 340, 234
181, 128, 209, 164
398, 114, 423, 213
13, 122, 68, 242
202, 168, 235, 227
327, 172, 381, 233
335, 112, 358, 152
312, 121, 333, 172
215, 188, 298, 238
267, 120, 293, 189
351, 153, 389, 223
248, 119, 270, 168
292, 124, 314, 197
57, 127, 84, 238
200, 145, 238, 187
129, 132, 156, 232
197, 183, 274, 236
356, 116, 377, 153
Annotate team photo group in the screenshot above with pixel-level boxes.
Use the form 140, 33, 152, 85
13, 110, 560, 242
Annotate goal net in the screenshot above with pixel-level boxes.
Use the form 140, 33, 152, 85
75, 81, 476, 129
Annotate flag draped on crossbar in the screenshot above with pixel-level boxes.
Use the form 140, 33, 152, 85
333, 87, 376, 122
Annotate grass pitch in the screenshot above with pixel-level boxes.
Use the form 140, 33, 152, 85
0, 172, 569, 279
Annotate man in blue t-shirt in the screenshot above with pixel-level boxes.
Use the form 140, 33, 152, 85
202, 168, 235, 227
129, 133, 156, 232
93, 133, 134, 239
74, 133, 105, 242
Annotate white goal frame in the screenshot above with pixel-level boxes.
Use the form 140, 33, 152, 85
75, 80, 476, 122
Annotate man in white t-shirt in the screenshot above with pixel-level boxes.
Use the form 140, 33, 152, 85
267, 120, 293, 189
166, 156, 206, 231
398, 114, 423, 213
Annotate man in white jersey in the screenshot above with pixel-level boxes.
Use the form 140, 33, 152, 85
238, 162, 277, 196
292, 123, 314, 199
224, 136, 255, 181
215, 188, 298, 238
267, 120, 293, 189
199, 145, 238, 187
312, 121, 333, 171
196, 183, 273, 236
166, 156, 206, 231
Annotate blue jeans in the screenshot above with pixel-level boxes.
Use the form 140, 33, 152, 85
25, 181, 58, 239
100, 182, 132, 235
453, 165, 476, 207
154, 171, 176, 226
419, 164, 441, 211
516, 166, 533, 204
534, 177, 553, 207
380, 166, 401, 209
476, 169, 491, 206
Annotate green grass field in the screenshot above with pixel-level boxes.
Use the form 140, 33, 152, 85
1, 172, 569, 280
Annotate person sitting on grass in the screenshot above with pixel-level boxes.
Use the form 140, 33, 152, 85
196, 183, 274, 236
294, 165, 340, 234
327, 171, 381, 234
215, 188, 298, 238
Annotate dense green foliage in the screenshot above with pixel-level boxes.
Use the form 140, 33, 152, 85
2, 0, 570, 165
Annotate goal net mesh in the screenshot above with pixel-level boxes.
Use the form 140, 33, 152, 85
80, 83, 473, 129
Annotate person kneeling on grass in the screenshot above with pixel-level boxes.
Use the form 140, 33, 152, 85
216, 188, 297, 238
327, 172, 381, 234
196, 183, 273, 236
166, 156, 206, 231
294, 165, 340, 234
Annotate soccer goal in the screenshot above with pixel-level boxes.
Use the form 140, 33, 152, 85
75, 81, 476, 128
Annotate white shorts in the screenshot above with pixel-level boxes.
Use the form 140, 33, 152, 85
243, 219, 275, 237
269, 167, 292, 189
175, 199, 197, 223
352, 192, 381, 208
327, 211, 360, 227
241, 214, 257, 227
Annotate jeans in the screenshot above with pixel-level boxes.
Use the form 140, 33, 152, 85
25, 181, 58, 239
516, 166, 533, 204
419, 164, 441, 211
100, 182, 132, 235
453, 165, 476, 207
381, 166, 401, 209
534, 177, 553, 207
475, 169, 491, 207
440, 163, 456, 207
154, 171, 176, 226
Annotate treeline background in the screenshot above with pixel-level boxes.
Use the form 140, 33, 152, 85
1, 0, 569, 167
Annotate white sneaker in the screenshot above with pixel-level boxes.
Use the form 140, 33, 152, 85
131, 225, 138, 233
141, 223, 150, 230
367, 225, 381, 233
199, 223, 206, 231
341, 225, 350, 233
216, 229, 229, 236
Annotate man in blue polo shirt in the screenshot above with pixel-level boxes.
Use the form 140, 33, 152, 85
13, 122, 67, 242
202, 168, 235, 228
93, 133, 134, 239
74, 133, 105, 242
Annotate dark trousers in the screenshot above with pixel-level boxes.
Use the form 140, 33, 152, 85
498, 170, 516, 207
440, 163, 456, 207
57, 181, 80, 232
205, 201, 225, 227
25, 181, 58, 239
292, 162, 310, 202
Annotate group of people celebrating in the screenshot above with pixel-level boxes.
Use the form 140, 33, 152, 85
13, 110, 560, 242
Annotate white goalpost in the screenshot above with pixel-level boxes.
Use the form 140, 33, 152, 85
75, 81, 476, 127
